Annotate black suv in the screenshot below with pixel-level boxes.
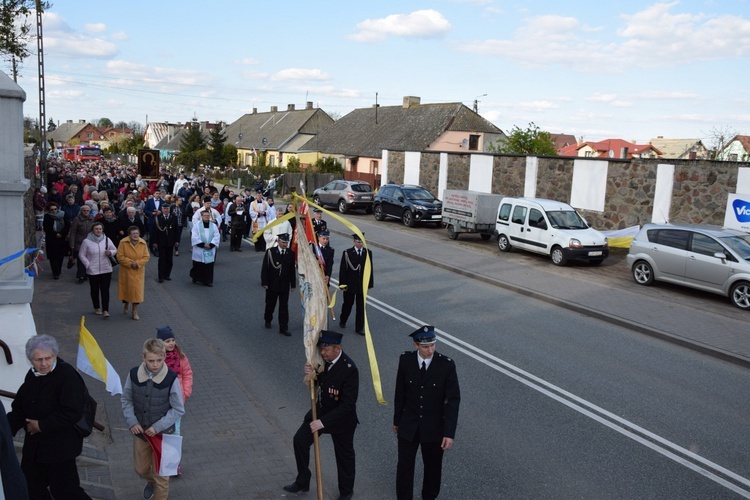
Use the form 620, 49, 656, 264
373, 184, 442, 227
313, 180, 374, 214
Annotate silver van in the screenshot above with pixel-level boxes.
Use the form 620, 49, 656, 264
626, 223, 750, 310
494, 197, 609, 266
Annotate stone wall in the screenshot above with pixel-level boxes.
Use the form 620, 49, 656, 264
385, 150, 750, 231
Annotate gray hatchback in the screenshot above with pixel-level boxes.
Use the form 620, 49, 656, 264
313, 180, 374, 214
626, 223, 750, 310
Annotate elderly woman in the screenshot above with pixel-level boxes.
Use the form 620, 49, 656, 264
78, 221, 117, 318
43, 202, 69, 280
69, 204, 94, 283
6, 335, 92, 500
117, 226, 150, 320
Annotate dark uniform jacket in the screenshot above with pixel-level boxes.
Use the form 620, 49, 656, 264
312, 218, 327, 234
7, 359, 86, 463
309, 352, 359, 434
261, 246, 296, 292
339, 247, 374, 291
154, 213, 178, 247
319, 244, 335, 279
393, 351, 460, 443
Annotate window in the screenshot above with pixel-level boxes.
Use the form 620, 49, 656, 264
87, 132, 93, 139
511, 206, 527, 225
690, 233, 724, 257
584, 151, 593, 157
468, 135, 480, 151
729, 153, 738, 161
528, 208, 547, 229
269, 155, 275, 167
498, 203, 512, 222
652, 230, 689, 250
370, 160, 379, 174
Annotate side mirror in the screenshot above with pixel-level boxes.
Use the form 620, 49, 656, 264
713, 251, 728, 262
398, 196, 405, 202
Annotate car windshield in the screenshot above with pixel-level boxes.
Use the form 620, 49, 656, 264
403, 188, 435, 201
720, 234, 750, 260
546, 210, 588, 230
351, 183, 372, 193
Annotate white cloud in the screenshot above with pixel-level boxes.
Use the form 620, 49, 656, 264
270, 68, 330, 81
460, 3, 750, 71
85, 23, 106, 33
111, 31, 128, 41
349, 9, 451, 42
517, 100, 560, 111
587, 93, 618, 102
237, 58, 260, 65
288, 85, 361, 98
105, 60, 208, 86
38, 12, 118, 59
630, 90, 700, 100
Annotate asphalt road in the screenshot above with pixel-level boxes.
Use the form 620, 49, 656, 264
161, 213, 750, 499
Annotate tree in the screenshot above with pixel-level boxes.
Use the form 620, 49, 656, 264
180, 120, 206, 153
47, 118, 56, 131
220, 144, 237, 168
208, 125, 227, 166
96, 117, 113, 128
312, 157, 343, 173
489, 122, 557, 156
286, 156, 302, 172
113, 121, 128, 130
704, 125, 738, 160
0, 0, 50, 70
127, 121, 144, 135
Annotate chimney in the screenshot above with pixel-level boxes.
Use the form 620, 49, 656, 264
79, 119, 86, 124
252, 108, 257, 114
270, 106, 278, 113
306, 101, 313, 110
287, 104, 295, 111
66, 120, 73, 124
620, 147, 629, 159
403, 96, 421, 109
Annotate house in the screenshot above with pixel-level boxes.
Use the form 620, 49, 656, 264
46, 120, 134, 149
559, 138, 662, 159
648, 137, 709, 160
716, 135, 750, 162
144, 122, 185, 149
153, 121, 225, 161
550, 133, 578, 155
223, 102, 334, 168
302, 96, 505, 177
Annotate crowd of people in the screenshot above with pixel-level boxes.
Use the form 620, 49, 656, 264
16, 159, 463, 500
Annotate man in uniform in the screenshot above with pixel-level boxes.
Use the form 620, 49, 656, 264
393, 326, 460, 500
260, 233, 296, 335
338, 233, 373, 335
317, 229, 335, 285
312, 208, 327, 235
284, 331, 359, 500
154, 204, 178, 283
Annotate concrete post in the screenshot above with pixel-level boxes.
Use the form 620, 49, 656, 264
0, 71, 37, 403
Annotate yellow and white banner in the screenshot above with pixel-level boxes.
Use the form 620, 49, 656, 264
76, 316, 123, 396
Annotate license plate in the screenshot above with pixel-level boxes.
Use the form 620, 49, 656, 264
588, 251, 602, 256
361, 196, 372, 200
431, 214, 441, 219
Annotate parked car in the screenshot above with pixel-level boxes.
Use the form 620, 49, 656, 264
313, 180, 374, 214
373, 184, 442, 227
495, 197, 609, 266
626, 223, 750, 310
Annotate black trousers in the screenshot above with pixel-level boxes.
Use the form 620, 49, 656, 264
264, 288, 290, 331
158, 244, 174, 279
230, 225, 245, 250
49, 255, 64, 278
396, 437, 444, 500
340, 291, 365, 331
293, 414, 356, 496
22, 455, 92, 500
87, 272, 112, 312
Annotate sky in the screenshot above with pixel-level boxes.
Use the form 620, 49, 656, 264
8, 0, 750, 146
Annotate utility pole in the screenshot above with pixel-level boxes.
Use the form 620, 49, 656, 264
36, 1, 47, 182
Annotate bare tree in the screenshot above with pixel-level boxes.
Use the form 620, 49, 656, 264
704, 125, 738, 160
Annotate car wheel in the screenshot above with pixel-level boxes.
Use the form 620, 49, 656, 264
402, 210, 416, 227
551, 246, 567, 266
338, 199, 349, 214
497, 234, 511, 252
365, 206, 373, 214
313, 196, 322, 206
632, 260, 654, 285
447, 224, 459, 240
730, 281, 750, 310
480, 233, 492, 241
373, 204, 385, 221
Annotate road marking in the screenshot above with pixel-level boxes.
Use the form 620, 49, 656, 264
360, 291, 750, 497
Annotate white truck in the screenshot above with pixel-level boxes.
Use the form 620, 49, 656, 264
441, 190, 504, 240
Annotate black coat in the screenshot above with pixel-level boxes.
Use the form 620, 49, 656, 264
154, 213, 178, 247
261, 246, 296, 292
312, 218, 327, 234
393, 351, 460, 443
7, 359, 86, 463
308, 351, 359, 434
339, 247, 374, 291
319, 244, 335, 279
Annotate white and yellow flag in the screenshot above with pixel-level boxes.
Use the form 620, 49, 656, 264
76, 316, 123, 396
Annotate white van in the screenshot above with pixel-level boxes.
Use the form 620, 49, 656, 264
494, 197, 609, 266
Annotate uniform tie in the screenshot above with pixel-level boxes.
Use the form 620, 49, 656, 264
420, 360, 427, 378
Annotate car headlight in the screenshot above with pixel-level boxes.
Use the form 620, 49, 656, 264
568, 238, 583, 248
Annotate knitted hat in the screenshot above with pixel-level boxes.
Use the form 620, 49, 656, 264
156, 325, 174, 341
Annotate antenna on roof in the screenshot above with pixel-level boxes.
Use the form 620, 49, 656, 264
375, 92, 378, 125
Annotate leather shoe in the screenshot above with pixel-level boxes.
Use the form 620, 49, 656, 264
356, 330, 365, 336
336, 495, 353, 500
265, 321, 272, 329
283, 482, 309, 493
339, 321, 347, 328
280, 330, 291, 337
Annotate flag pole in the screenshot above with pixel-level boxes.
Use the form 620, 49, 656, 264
310, 378, 324, 500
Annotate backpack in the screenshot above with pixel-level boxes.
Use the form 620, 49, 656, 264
73, 370, 98, 437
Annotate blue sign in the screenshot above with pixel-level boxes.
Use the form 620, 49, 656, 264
732, 198, 750, 222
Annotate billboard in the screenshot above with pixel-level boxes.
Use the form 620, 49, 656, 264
724, 194, 750, 232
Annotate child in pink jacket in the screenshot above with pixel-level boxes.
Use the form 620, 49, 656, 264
156, 325, 193, 476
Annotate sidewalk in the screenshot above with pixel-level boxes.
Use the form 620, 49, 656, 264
31, 251, 296, 499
